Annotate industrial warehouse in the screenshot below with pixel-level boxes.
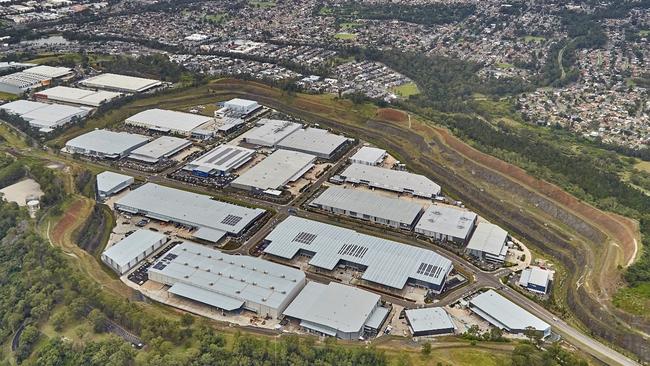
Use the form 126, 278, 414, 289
282, 282, 389, 340
114, 183, 265, 243
128, 136, 192, 164
519, 266, 553, 295
64, 129, 150, 159
0, 65, 73, 95
80, 73, 162, 93
33, 86, 122, 107
263, 216, 453, 293
230, 149, 316, 192
469, 290, 551, 338
309, 186, 424, 230
349, 146, 387, 166
220, 98, 260, 117
405, 308, 456, 337
0, 99, 91, 132
276, 127, 351, 160
339, 163, 442, 198
125, 108, 216, 137
96, 171, 134, 199
465, 222, 509, 264
240, 119, 302, 147
184, 144, 254, 177
148, 242, 306, 318
414, 205, 478, 244
101, 229, 168, 275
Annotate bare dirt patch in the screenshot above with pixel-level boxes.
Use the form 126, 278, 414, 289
376, 108, 408, 124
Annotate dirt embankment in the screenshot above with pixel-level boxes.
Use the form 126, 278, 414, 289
206, 79, 649, 361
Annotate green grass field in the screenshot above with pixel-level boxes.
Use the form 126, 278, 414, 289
334, 32, 357, 40
613, 283, 650, 318
391, 82, 420, 98
0, 92, 19, 101
639, 30, 650, 37
523, 35, 545, 43
496, 62, 514, 69
340, 22, 359, 30
205, 13, 227, 24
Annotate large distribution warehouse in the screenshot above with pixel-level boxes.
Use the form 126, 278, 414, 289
114, 183, 265, 243
465, 222, 509, 264
310, 186, 423, 230
339, 163, 441, 198
282, 282, 389, 340
64, 129, 150, 159
184, 144, 254, 177
349, 146, 387, 166
414, 205, 477, 244
125, 108, 215, 136
34, 86, 122, 107
240, 119, 302, 147
148, 242, 306, 318
263, 216, 453, 293
0, 65, 73, 95
80, 73, 162, 93
276, 127, 351, 160
230, 150, 316, 192
128, 136, 192, 164
469, 290, 551, 338
101, 229, 168, 275
0, 100, 91, 133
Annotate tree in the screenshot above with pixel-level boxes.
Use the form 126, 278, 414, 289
523, 326, 542, 345
88, 309, 108, 333
180, 313, 194, 328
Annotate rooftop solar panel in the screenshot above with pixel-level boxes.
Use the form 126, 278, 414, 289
221, 215, 243, 226
293, 232, 317, 245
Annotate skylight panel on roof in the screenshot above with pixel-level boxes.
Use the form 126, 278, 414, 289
221, 215, 243, 226
293, 232, 317, 245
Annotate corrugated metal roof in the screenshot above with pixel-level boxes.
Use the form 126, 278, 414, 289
96, 171, 133, 194
240, 119, 302, 146
193, 227, 227, 243
341, 163, 441, 198
149, 242, 305, 310
65, 129, 149, 156
470, 290, 550, 333
405, 308, 455, 333
169, 282, 244, 310
283, 282, 379, 333
185, 144, 254, 174
126, 109, 214, 133
231, 150, 316, 190
81, 73, 161, 92
349, 146, 386, 165
277, 127, 350, 157
415, 205, 477, 239
129, 136, 191, 162
519, 267, 551, 289
465, 222, 508, 256
102, 229, 166, 267
263, 216, 453, 289
114, 183, 265, 235
310, 186, 423, 226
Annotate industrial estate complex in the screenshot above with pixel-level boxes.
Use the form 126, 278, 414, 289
25, 92, 554, 346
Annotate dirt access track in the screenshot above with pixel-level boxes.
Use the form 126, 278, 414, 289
206, 79, 647, 361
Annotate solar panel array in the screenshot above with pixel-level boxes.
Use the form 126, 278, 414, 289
293, 232, 317, 245
221, 214, 243, 226
337, 243, 369, 259
416, 262, 444, 278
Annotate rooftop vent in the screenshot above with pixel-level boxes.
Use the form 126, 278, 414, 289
209, 282, 214, 286
240, 278, 245, 282
261, 298, 266, 302
194, 265, 199, 269
235, 290, 241, 294
270, 286, 275, 290
184, 262, 189, 266
182, 248, 187, 251
206, 268, 211, 272
281, 291, 286, 294
184, 275, 189, 278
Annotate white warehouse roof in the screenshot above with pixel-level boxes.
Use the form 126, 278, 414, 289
114, 183, 265, 236
415, 205, 477, 240
80, 73, 162, 93
148, 242, 305, 313
24, 65, 72, 78
0, 100, 90, 131
470, 290, 550, 334
129, 136, 192, 163
263, 216, 453, 290
277, 127, 350, 158
65, 129, 149, 157
231, 149, 315, 191
125, 108, 214, 134
465, 222, 508, 257
519, 267, 552, 290
185, 144, 254, 175
350, 146, 387, 165
240, 119, 302, 147
283, 281, 381, 335
34, 86, 121, 107
310, 186, 423, 227
405, 308, 456, 334
96, 171, 133, 194
340, 163, 441, 198
102, 229, 167, 270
